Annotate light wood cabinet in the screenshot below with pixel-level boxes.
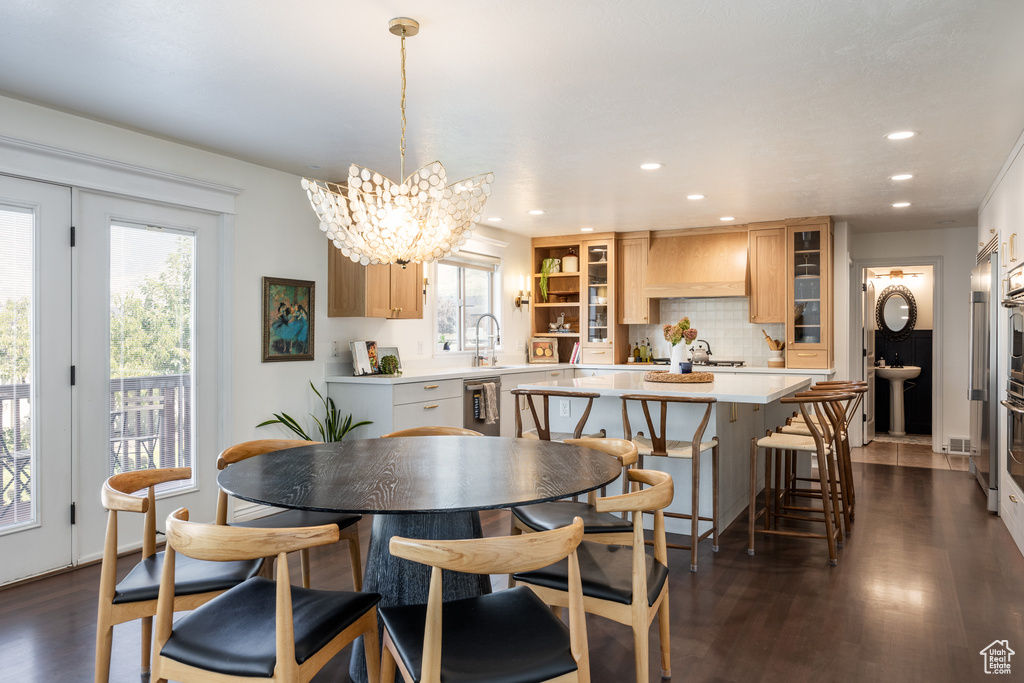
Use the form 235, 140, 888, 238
645, 228, 749, 298
617, 234, 659, 325
327, 242, 423, 319
785, 218, 833, 369
748, 227, 786, 323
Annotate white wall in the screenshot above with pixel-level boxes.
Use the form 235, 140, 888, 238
0, 94, 532, 448
847, 226, 977, 448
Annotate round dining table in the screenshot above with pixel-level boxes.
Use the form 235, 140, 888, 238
217, 435, 622, 683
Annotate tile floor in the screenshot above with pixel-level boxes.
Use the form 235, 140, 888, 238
851, 434, 970, 471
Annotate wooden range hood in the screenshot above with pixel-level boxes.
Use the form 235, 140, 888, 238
644, 227, 749, 298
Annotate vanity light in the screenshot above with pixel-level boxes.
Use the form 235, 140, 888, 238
890, 174, 913, 181
886, 131, 917, 140
892, 202, 911, 208
528, 210, 545, 215
514, 274, 531, 309
687, 194, 705, 200
720, 216, 735, 222
640, 162, 663, 170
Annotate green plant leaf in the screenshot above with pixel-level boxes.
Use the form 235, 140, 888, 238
257, 381, 372, 442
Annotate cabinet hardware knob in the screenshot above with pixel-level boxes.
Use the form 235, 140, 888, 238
423, 404, 438, 410
424, 385, 439, 389
1011, 494, 1020, 504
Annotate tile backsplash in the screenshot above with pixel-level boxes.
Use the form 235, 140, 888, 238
628, 298, 785, 367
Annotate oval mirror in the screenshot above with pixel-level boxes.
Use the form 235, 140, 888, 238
876, 284, 917, 341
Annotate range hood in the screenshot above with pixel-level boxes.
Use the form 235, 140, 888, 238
643, 230, 748, 298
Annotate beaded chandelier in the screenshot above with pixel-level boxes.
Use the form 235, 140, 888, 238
301, 17, 494, 266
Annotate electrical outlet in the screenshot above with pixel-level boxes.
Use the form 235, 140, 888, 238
331, 341, 339, 357
559, 399, 571, 417
417, 340, 424, 355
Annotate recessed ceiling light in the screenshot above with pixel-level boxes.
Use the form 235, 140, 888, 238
886, 131, 916, 140
528, 210, 545, 215
720, 216, 735, 222
640, 162, 663, 170
487, 217, 502, 222
892, 202, 911, 208
890, 173, 914, 181
580, 227, 594, 232
687, 194, 705, 200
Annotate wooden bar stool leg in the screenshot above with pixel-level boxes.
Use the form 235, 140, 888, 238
748, 437, 758, 556
763, 446, 772, 532
690, 446, 700, 572
772, 449, 783, 529
814, 445, 838, 567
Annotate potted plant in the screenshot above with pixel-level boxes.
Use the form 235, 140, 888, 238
257, 381, 371, 441
663, 317, 698, 373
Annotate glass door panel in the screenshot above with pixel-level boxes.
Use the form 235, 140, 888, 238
586, 244, 610, 343
0, 175, 72, 585
793, 230, 822, 344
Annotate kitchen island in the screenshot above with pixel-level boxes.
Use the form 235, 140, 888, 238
514, 371, 814, 536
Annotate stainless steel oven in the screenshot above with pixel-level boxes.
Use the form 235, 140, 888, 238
1001, 261, 1024, 505
1002, 381, 1024, 495
1011, 309, 1024, 383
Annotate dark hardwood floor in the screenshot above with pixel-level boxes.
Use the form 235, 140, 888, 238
1, 461, 1022, 682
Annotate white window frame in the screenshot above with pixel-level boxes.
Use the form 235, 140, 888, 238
434, 251, 502, 355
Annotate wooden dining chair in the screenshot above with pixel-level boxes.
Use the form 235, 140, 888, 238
381, 426, 483, 437
379, 518, 590, 683
150, 508, 382, 683
216, 439, 362, 590
621, 394, 719, 572
748, 392, 851, 566
95, 467, 263, 683
511, 388, 602, 441
513, 469, 674, 683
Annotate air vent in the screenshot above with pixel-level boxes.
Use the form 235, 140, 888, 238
948, 437, 971, 454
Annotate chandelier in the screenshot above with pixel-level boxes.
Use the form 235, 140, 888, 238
301, 17, 494, 266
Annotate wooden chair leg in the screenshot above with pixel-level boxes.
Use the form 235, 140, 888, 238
94, 614, 113, 683
140, 614, 152, 674
772, 449, 782, 529
690, 449, 700, 572
344, 530, 363, 592
381, 637, 398, 683
658, 595, 671, 679
748, 438, 757, 556
633, 604, 650, 683
762, 447, 772, 532
363, 611, 382, 683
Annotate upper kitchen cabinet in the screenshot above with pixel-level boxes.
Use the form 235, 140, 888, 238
581, 236, 626, 364
531, 236, 583, 362
617, 233, 660, 325
644, 228, 749, 298
748, 226, 786, 323
786, 218, 833, 369
327, 242, 423, 318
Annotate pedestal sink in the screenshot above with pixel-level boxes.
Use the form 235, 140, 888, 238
876, 366, 921, 436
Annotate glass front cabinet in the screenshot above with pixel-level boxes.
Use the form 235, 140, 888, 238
786, 219, 833, 369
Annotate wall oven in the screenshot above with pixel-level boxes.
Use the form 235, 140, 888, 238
1001, 261, 1024, 499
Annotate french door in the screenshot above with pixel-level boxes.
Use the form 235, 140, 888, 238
0, 175, 73, 584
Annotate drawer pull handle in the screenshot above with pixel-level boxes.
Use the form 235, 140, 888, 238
550, 372, 560, 376
423, 404, 438, 410
591, 351, 606, 355
1011, 494, 1020, 504
424, 385, 440, 389
797, 353, 817, 357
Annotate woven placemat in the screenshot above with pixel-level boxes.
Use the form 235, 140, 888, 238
643, 370, 715, 383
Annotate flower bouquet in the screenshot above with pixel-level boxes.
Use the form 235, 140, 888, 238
663, 317, 698, 372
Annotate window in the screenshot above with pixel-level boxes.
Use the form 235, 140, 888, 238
435, 252, 500, 353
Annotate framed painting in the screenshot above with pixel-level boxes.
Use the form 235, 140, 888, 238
262, 277, 314, 362
528, 337, 559, 364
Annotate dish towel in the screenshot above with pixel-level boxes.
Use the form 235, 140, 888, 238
481, 382, 498, 425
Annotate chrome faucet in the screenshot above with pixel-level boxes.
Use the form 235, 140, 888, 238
474, 313, 501, 367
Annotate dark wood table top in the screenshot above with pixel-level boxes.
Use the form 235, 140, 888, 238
217, 436, 622, 514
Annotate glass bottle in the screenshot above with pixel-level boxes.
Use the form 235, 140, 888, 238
633, 341, 640, 361
627, 342, 633, 361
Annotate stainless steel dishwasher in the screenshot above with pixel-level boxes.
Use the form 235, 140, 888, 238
463, 377, 501, 436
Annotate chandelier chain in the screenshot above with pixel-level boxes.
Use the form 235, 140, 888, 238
400, 30, 407, 182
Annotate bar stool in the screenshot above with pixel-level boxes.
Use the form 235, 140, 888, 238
511, 388, 601, 441
748, 392, 851, 566
621, 394, 719, 572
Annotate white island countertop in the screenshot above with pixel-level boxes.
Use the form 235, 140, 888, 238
516, 371, 813, 404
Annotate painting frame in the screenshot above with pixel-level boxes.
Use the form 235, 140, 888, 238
528, 337, 559, 364
262, 276, 315, 362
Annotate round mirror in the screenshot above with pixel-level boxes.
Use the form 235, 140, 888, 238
876, 284, 917, 341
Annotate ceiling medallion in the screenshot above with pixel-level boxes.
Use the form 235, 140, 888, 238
301, 17, 494, 266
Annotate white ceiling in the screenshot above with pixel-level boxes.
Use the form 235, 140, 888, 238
2, 1, 1023, 236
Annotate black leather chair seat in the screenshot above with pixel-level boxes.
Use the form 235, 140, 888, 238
379, 586, 578, 683
514, 541, 668, 606
112, 552, 262, 605
159, 577, 381, 678
512, 501, 632, 534
230, 509, 361, 531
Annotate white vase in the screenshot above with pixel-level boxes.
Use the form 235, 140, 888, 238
669, 343, 687, 373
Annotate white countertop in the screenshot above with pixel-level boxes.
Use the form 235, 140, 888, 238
516, 371, 813, 404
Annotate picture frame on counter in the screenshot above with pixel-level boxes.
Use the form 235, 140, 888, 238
377, 345, 402, 374
350, 340, 380, 375
262, 276, 314, 362
528, 337, 559, 364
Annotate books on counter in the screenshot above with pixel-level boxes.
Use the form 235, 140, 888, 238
569, 341, 581, 364
350, 340, 379, 375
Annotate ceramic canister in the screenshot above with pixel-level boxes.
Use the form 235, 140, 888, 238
562, 251, 579, 272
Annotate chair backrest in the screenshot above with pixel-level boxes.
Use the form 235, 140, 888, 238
154, 507, 341, 678
381, 426, 483, 437
389, 518, 588, 682
812, 382, 867, 431
215, 439, 318, 524
564, 437, 638, 500
781, 392, 854, 452
510, 389, 600, 440
620, 394, 716, 457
